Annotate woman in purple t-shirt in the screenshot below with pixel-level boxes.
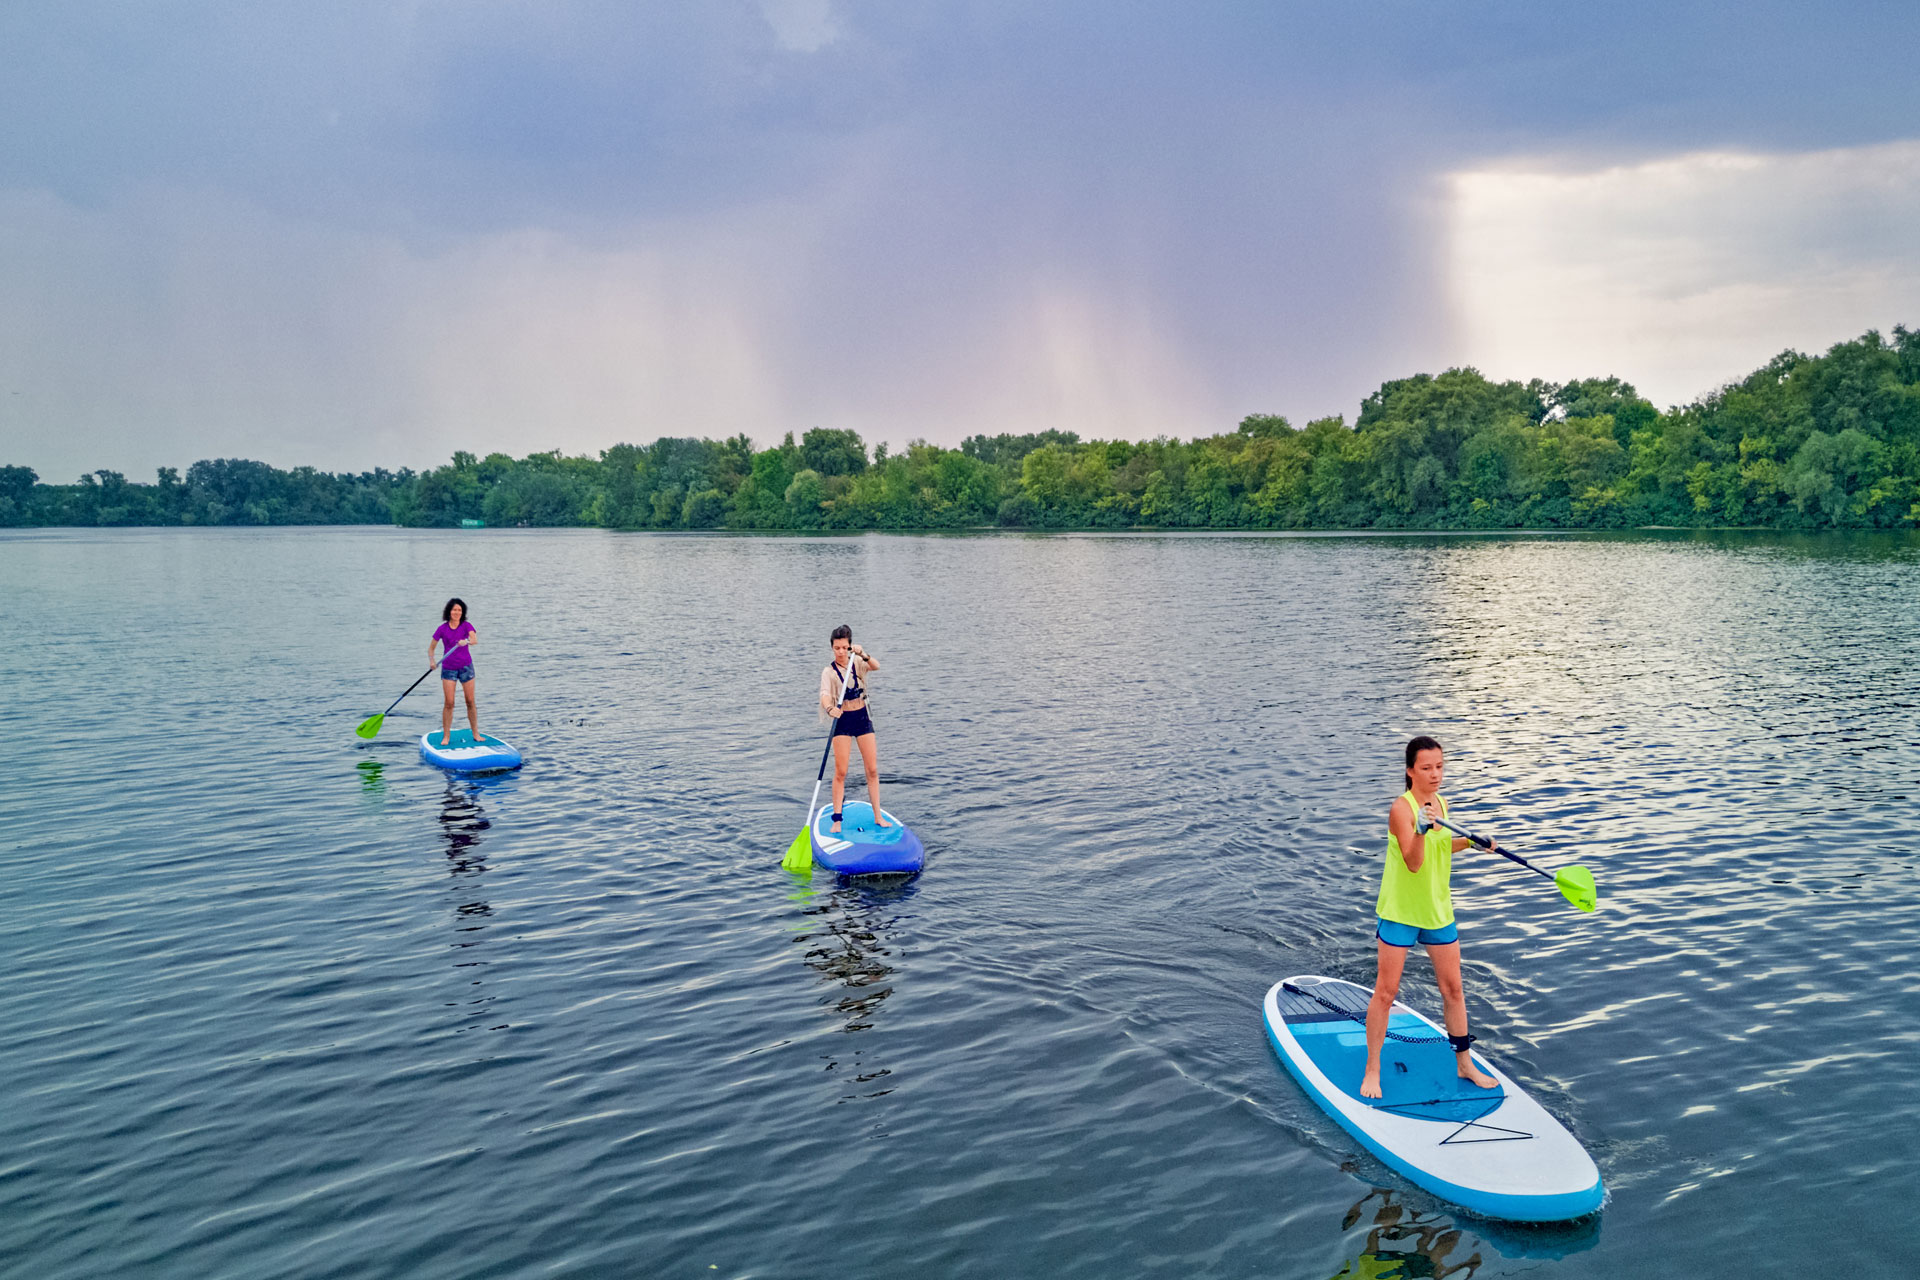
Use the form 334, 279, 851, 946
429, 597, 480, 747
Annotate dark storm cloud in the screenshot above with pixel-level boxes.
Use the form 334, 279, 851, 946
9, 1, 1917, 217
2, 1, 1917, 478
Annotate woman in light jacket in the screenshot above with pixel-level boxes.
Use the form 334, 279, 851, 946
819, 624, 887, 834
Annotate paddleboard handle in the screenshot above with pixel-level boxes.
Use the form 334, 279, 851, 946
1280, 981, 1447, 1045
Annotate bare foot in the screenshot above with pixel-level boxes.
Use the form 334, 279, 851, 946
874, 814, 892, 828
1459, 1061, 1498, 1089
1360, 1070, 1382, 1100
441, 732, 452, 746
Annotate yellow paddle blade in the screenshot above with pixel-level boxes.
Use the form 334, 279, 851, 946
355, 714, 385, 740
1557, 865, 1597, 912
781, 824, 813, 873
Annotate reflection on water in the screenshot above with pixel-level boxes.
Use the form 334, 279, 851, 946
438, 775, 513, 1035
795, 878, 920, 1100
1329, 1185, 1601, 1275
439, 775, 492, 885
1330, 1187, 1485, 1279
11, 528, 1920, 1278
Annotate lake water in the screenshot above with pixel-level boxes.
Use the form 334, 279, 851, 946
4, 526, 1917, 1278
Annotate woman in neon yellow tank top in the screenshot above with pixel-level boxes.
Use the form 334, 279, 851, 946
1361, 736, 1500, 1100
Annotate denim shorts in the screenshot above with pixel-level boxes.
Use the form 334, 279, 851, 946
1376, 917, 1458, 948
441, 664, 475, 684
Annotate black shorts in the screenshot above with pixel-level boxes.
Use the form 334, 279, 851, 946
833, 706, 875, 738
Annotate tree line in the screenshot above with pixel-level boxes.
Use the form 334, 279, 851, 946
6, 326, 1918, 532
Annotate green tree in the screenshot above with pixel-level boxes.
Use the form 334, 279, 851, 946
1237, 414, 1293, 438
682, 487, 726, 528
784, 469, 827, 528
1786, 428, 1886, 526
728, 433, 800, 529
800, 428, 868, 477
961, 429, 1079, 466
0, 464, 37, 503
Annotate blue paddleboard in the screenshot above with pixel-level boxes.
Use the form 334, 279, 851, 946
811, 802, 923, 875
1264, 976, 1602, 1222
419, 729, 523, 773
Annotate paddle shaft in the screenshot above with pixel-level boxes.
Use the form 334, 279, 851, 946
800, 654, 860, 825
377, 637, 471, 719
1425, 812, 1554, 881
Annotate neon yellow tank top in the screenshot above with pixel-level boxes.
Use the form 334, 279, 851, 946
1376, 790, 1454, 929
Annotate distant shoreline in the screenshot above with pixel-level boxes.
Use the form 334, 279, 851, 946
6, 523, 1907, 540
6, 325, 1915, 534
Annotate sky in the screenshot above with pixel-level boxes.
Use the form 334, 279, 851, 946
3, 1, 1919, 481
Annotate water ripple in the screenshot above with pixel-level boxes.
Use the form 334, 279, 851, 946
3, 526, 1917, 1277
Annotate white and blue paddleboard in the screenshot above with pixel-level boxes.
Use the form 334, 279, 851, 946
1264, 976, 1602, 1222
419, 729, 523, 773
811, 802, 924, 875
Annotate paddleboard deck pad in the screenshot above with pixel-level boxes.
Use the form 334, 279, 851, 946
811, 802, 923, 875
419, 730, 523, 772
1263, 975, 1602, 1222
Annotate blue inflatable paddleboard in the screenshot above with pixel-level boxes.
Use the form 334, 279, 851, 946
419, 729, 523, 773
1264, 976, 1602, 1222
811, 802, 923, 875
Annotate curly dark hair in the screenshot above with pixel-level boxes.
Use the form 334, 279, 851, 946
442, 597, 470, 623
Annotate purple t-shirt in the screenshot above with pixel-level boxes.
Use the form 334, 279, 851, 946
434, 621, 475, 668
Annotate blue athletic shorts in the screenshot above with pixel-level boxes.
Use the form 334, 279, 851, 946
441, 664, 475, 684
1376, 917, 1458, 948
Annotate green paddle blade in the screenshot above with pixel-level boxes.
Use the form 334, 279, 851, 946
1557, 864, 1597, 912
355, 713, 385, 740
781, 824, 813, 873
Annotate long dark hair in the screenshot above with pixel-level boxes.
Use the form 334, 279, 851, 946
1404, 735, 1442, 788
442, 597, 470, 624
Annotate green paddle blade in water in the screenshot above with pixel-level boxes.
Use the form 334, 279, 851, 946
1557, 865, 1598, 912
781, 825, 813, 873
355, 714, 385, 740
